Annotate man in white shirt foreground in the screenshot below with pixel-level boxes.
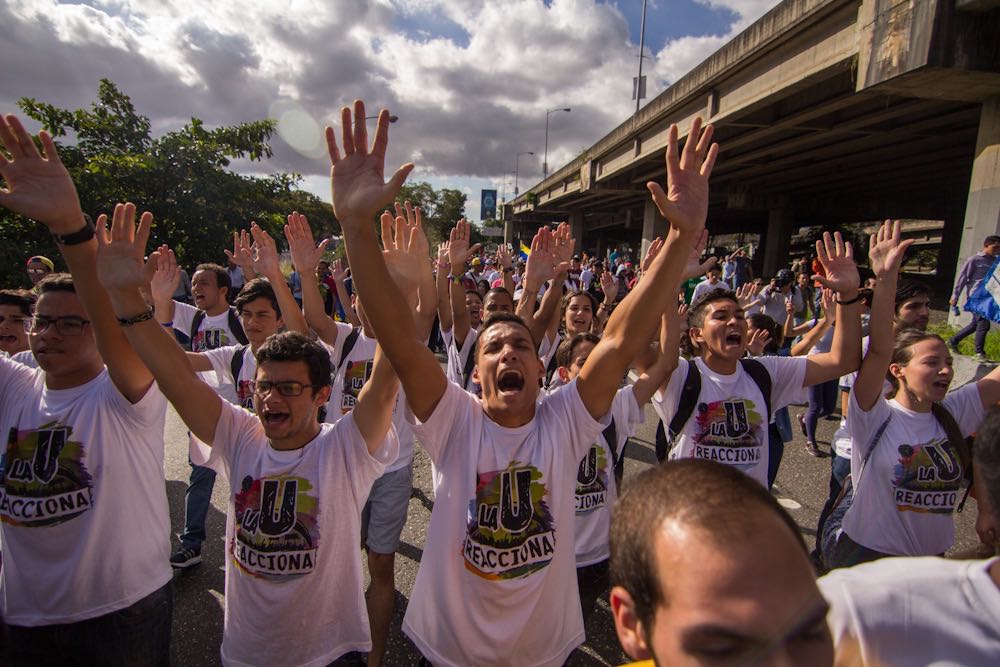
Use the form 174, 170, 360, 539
326, 100, 717, 666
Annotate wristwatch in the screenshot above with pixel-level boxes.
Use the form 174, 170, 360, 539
52, 214, 96, 246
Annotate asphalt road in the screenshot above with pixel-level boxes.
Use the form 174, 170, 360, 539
163, 377, 982, 666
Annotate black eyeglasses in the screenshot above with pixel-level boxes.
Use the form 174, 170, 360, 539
248, 380, 321, 397
24, 316, 91, 336
26, 268, 50, 276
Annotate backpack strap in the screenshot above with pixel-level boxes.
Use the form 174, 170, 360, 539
189, 309, 205, 351
602, 416, 626, 491
228, 307, 248, 345
930, 402, 975, 511
230, 344, 249, 386
666, 360, 702, 453
337, 327, 362, 375
459, 334, 478, 390
544, 344, 560, 386
739, 358, 773, 426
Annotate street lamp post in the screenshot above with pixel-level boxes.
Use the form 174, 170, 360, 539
543, 107, 571, 181
364, 114, 399, 123
514, 151, 534, 197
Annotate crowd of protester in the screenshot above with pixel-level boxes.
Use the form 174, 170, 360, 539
0, 102, 998, 667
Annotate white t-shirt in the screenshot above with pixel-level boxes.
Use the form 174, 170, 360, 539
575, 386, 643, 567
444, 326, 481, 396
204, 344, 256, 409
579, 268, 595, 291
820, 557, 1000, 667
0, 358, 171, 625
690, 278, 730, 304
403, 380, 607, 667
652, 356, 808, 486
539, 332, 562, 388
173, 300, 242, 352
9, 349, 38, 368
844, 383, 982, 556
321, 322, 414, 473
192, 401, 398, 667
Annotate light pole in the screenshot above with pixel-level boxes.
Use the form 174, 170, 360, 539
543, 107, 571, 181
514, 151, 534, 197
364, 114, 399, 123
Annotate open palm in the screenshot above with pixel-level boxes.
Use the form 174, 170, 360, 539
814, 231, 859, 293
868, 219, 913, 278
648, 117, 718, 236
284, 212, 329, 273
95, 203, 157, 292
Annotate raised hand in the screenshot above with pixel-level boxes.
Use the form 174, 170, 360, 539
735, 282, 762, 310
641, 237, 665, 274
394, 201, 430, 260
647, 117, 718, 236
284, 211, 329, 273
523, 226, 569, 290
599, 269, 618, 303
330, 258, 349, 282
496, 243, 513, 270
437, 241, 450, 270
149, 245, 181, 303
0, 114, 83, 232
813, 231, 859, 295
447, 218, 481, 269
747, 327, 771, 356
245, 223, 282, 279
820, 287, 837, 323
682, 229, 718, 280
224, 230, 254, 270
552, 222, 574, 272
95, 203, 158, 292
326, 101, 413, 226
868, 219, 913, 279
379, 211, 420, 304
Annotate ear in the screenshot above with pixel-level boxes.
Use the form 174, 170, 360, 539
471, 363, 480, 385
314, 384, 332, 407
888, 362, 904, 381
689, 325, 704, 346
610, 586, 652, 660
557, 366, 570, 384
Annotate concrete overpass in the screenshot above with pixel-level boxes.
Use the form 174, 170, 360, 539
507, 0, 1000, 296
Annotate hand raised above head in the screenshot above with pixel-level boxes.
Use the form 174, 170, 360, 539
326, 101, 413, 226
647, 117, 718, 237
868, 219, 913, 279
284, 211, 329, 272
447, 218, 481, 269
0, 114, 83, 232
813, 231, 860, 295
95, 203, 158, 292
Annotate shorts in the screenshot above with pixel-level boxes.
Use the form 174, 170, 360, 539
361, 464, 413, 554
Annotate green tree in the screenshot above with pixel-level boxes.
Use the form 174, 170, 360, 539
394, 181, 470, 247
0, 79, 335, 287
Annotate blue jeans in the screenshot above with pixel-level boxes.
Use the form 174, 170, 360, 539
180, 459, 216, 550
805, 379, 838, 441
950, 312, 991, 355
5, 582, 173, 666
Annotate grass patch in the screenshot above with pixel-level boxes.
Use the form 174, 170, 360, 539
927, 322, 1000, 360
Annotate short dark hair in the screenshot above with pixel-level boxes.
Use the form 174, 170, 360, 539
973, 406, 1000, 524
0, 289, 36, 315
747, 313, 779, 354
35, 273, 76, 295
195, 263, 231, 292
556, 332, 601, 368
234, 278, 279, 315
561, 290, 598, 319
474, 312, 537, 359
985, 236, 1000, 246
610, 460, 807, 641
484, 287, 513, 305
894, 279, 932, 314
688, 289, 739, 328
255, 331, 331, 388
465, 289, 483, 302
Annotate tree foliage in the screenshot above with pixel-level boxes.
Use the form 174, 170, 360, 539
394, 181, 480, 248
0, 79, 336, 287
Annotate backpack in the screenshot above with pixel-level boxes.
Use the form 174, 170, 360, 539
658, 357, 773, 462
190, 307, 248, 350
602, 417, 626, 492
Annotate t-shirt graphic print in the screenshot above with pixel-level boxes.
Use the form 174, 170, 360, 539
891, 439, 963, 514
575, 444, 610, 515
1, 421, 93, 527
232, 473, 320, 579
341, 359, 373, 414
691, 397, 765, 472
465, 461, 555, 579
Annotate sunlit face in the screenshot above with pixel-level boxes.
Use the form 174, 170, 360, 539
890, 338, 953, 403
612, 514, 833, 667
239, 297, 282, 347
564, 294, 594, 336
26, 261, 51, 286
484, 290, 514, 315
690, 300, 747, 362
0, 304, 30, 355
561, 339, 596, 383
29, 291, 102, 384
192, 270, 227, 313
987, 242, 1000, 257
473, 321, 542, 426
253, 360, 329, 445
797, 274, 809, 288
466, 292, 483, 326
706, 269, 721, 283
895, 296, 930, 331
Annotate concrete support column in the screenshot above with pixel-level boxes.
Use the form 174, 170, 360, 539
568, 211, 584, 255
641, 199, 668, 262
762, 206, 794, 278
950, 96, 1000, 325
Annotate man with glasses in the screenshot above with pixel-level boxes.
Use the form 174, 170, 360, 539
0, 116, 172, 666
25, 255, 54, 286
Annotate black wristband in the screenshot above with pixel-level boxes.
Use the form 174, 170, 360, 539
116, 306, 155, 327
836, 293, 862, 306
52, 214, 96, 246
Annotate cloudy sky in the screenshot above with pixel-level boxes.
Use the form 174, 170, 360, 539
1, 0, 781, 221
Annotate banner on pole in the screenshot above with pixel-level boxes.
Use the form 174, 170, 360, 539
480, 190, 497, 220
966, 257, 1000, 323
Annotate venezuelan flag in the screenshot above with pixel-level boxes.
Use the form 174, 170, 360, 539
518, 241, 531, 261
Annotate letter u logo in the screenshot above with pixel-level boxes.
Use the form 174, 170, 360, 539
577, 446, 599, 486
724, 402, 750, 437
925, 442, 962, 483
499, 469, 534, 533
32, 428, 67, 485
259, 479, 297, 537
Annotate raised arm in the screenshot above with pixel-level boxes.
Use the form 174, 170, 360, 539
330, 259, 361, 327
351, 344, 400, 454
285, 215, 339, 344
515, 226, 570, 344
447, 218, 481, 347
0, 115, 153, 402
395, 202, 436, 342
95, 209, 222, 442
326, 101, 446, 421
844, 221, 909, 409
244, 222, 308, 334
790, 288, 834, 356
496, 244, 515, 295
434, 242, 454, 334
632, 302, 685, 406
224, 229, 257, 281
578, 118, 718, 420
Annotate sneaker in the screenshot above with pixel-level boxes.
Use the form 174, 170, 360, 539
169, 546, 202, 569
805, 441, 821, 457
796, 412, 807, 437
947, 341, 959, 354
976, 352, 989, 363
